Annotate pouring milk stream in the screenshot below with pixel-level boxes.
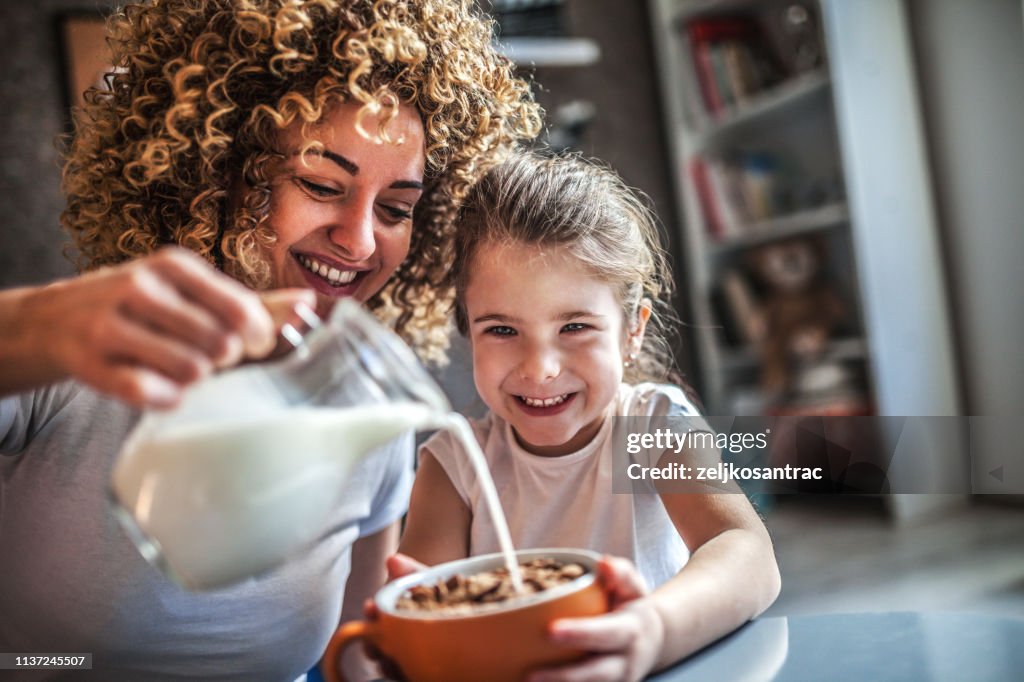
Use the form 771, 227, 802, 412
110, 300, 523, 592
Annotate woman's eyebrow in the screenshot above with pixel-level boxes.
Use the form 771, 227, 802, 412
299, 149, 424, 190
319, 149, 360, 175
473, 313, 520, 324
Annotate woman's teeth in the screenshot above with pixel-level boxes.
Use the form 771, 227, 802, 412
299, 255, 357, 285
521, 394, 569, 407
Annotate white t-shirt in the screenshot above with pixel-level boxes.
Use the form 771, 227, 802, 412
423, 382, 709, 589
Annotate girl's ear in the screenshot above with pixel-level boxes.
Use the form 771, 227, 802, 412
626, 298, 652, 355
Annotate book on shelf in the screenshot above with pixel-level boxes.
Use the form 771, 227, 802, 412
682, 15, 784, 117
692, 152, 785, 240
688, 157, 724, 239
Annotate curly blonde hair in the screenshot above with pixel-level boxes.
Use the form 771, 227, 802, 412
60, 0, 542, 359
452, 149, 681, 385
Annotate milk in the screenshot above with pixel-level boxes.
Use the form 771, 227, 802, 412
444, 414, 525, 593
112, 403, 525, 592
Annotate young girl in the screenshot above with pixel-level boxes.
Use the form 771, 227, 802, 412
398, 150, 781, 681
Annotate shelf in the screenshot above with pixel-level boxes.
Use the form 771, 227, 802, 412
707, 201, 848, 256
673, 0, 763, 24
691, 70, 831, 148
496, 37, 601, 67
718, 336, 868, 373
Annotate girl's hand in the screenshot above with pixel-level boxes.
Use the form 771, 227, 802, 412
528, 556, 665, 682
16, 247, 313, 408
385, 553, 428, 582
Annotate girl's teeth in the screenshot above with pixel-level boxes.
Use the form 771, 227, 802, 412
523, 394, 568, 407
299, 256, 357, 285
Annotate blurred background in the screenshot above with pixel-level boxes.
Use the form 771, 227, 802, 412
1, 0, 1022, 618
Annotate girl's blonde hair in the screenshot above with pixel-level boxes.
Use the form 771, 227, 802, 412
453, 149, 679, 384
60, 0, 541, 360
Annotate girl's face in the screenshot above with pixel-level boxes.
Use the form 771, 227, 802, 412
465, 241, 643, 456
263, 103, 426, 318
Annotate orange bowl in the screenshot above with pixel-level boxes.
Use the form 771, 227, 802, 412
323, 548, 609, 682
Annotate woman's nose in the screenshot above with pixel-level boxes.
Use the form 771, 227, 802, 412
327, 200, 376, 262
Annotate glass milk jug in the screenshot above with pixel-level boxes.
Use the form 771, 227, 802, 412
109, 299, 449, 590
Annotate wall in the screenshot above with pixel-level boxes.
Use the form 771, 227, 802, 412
907, 0, 1024, 418
0, 1, 111, 286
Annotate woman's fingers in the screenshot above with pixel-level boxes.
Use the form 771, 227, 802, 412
258, 288, 318, 359
93, 363, 185, 409
27, 248, 314, 408
118, 268, 243, 367
148, 248, 277, 357
104, 314, 216, 384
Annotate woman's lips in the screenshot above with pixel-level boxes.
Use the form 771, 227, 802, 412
513, 392, 577, 417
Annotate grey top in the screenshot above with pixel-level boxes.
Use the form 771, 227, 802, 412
0, 382, 413, 681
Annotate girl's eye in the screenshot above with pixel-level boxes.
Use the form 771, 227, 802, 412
561, 322, 591, 334
483, 325, 516, 337
296, 178, 339, 198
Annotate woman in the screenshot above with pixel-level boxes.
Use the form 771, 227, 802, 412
0, 1, 540, 679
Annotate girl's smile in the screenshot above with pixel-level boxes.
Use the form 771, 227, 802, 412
514, 391, 578, 416
465, 241, 638, 457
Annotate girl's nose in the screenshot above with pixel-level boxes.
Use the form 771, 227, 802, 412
519, 344, 561, 384
327, 200, 376, 262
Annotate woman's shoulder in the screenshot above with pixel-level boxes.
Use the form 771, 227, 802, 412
618, 381, 705, 418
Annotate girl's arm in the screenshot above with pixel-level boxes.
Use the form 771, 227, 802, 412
531, 451, 781, 682
644, 489, 781, 667
396, 448, 473, 566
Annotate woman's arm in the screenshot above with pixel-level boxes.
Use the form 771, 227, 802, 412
396, 448, 472, 566
0, 248, 309, 408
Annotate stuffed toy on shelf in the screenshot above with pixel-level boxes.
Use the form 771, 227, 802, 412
743, 236, 848, 401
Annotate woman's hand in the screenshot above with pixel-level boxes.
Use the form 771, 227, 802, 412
343, 554, 426, 682
527, 556, 664, 682
2, 247, 313, 408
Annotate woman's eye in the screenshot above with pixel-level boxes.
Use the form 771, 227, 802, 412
379, 205, 413, 222
484, 325, 516, 337
295, 178, 339, 198
561, 322, 591, 333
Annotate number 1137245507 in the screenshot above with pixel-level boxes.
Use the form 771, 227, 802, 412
1, 654, 92, 670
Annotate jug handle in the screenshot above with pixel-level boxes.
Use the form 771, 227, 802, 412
321, 620, 374, 682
